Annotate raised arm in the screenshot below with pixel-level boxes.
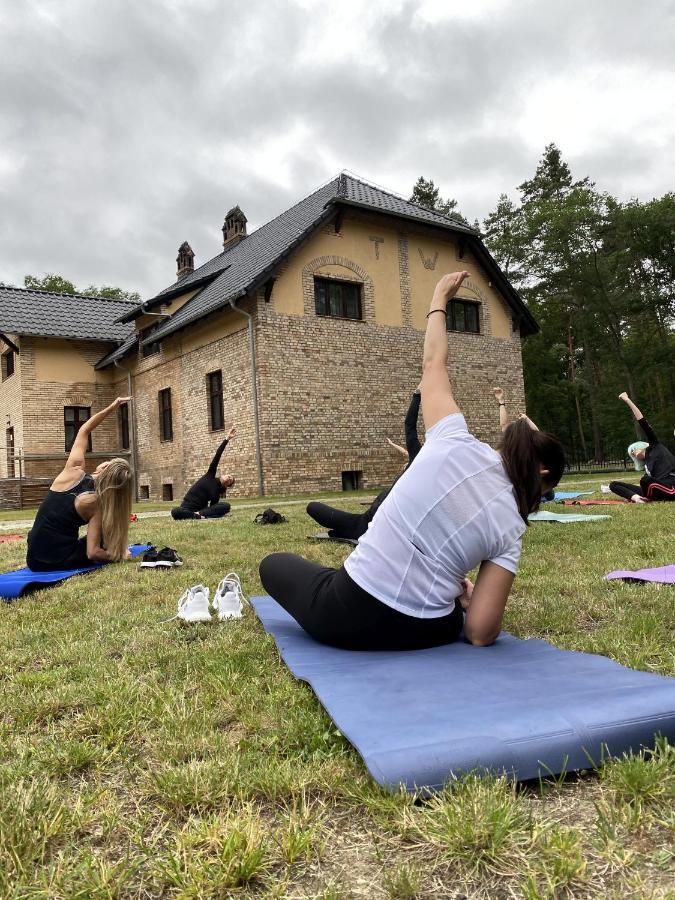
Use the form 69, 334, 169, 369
65, 397, 131, 471
206, 425, 236, 477
386, 437, 408, 459
404, 389, 422, 461
493, 387, 509, 432
619, 393, 657, 443
420, 272, 470, 431
618, 392, 644, 422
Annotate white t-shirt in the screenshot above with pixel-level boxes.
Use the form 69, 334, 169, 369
344, 413, 525, 619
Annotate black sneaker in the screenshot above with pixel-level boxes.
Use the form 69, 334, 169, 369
155, 547, 183, 567
139, 545, 159, 568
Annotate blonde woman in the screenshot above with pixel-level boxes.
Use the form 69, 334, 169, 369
27, 397, 134, 571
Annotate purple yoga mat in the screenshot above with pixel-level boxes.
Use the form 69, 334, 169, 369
605, 565, 675, 584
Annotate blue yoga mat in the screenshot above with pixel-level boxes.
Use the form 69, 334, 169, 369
0, 544, 150, 601
552, 490, 593, 500
252, 596, 675, 792
528, 510, 611, 523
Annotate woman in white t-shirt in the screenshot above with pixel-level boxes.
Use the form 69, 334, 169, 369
259, 272, 565, 650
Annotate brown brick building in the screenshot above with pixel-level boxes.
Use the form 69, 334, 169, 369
0, 174, 537, 504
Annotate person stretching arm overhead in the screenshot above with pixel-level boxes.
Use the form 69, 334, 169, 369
261, 272, 565, 651
609, 393, 675, 503
26, 398, 134, 571
171, 426, 237, 520
306, 388, 423, 540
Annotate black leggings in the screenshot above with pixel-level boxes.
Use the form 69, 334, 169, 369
259, 552, 464, 651
307, 487, 391, 540
609, 480, 675, 502
27, 536, 92, 572
171, 502, 231, 520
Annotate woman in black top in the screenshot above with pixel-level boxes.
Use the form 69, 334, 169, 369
171, 426, 236, 520
27, 398, 134, 571
306, 390, 422, 540
609, 392, 675, 502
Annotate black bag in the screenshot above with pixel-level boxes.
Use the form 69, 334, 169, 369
254, 507, 287, 525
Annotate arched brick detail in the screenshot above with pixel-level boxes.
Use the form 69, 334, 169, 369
302, 255, 375, 322
456, 279, 489, 336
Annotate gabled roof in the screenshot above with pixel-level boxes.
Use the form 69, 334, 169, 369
105, 173, 536, 365
0, 286, 136, 343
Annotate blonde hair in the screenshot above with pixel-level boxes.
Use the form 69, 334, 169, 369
95, 458, 133, 561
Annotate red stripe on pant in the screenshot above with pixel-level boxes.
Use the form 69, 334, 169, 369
645, 481, 675, 499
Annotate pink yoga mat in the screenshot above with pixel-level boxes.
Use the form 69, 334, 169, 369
605, 565, 675, 584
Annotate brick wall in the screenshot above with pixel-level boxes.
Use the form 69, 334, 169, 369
19, 338, 123, 459
0, 337, 24, 477
131, 326, 256, 502
254, 292, 525, 495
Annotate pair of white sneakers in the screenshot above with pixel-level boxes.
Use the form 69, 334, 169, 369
166, 573, 247, 623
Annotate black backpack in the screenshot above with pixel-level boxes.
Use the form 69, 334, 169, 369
254, 507, 287, 525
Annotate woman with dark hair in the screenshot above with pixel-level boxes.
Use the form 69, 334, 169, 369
493, 386, 555, 503
27, 397, 134, 571
260, 272, 565, 650
609, 393, 675, 503
306, 388, 422, 541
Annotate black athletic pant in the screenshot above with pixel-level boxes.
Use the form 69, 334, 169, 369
171, 501, 231, 520
307, 486, 390, 540
609, 480, 675, 502
259, 552, 464, 651
609, 481, 643, 501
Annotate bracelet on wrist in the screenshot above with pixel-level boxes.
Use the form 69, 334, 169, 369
426, 309, 447, 318
498, 402, 506, 406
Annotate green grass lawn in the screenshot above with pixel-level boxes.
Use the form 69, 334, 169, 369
1, 485, 673, 898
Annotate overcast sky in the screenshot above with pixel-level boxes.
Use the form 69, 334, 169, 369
1, 0, 673, 298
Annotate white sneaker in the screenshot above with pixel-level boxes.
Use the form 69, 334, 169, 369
213, 572, 246, 620
163, 585, 211, 623
600, 484, 610, 493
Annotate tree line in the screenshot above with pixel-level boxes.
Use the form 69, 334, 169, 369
412, 147, 675, 460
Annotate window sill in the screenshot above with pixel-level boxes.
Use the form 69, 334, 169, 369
446, 329, 481, 336
315, 313, 364, 323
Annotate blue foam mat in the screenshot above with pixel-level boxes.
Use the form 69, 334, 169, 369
552, 490, 594, 500
0, 544, 150, 600
252, 596, 675, 791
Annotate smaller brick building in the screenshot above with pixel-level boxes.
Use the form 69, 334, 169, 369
0, 287, 136, 508
0, 174, 537, 504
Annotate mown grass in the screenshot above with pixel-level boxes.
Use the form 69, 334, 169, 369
0, 482, 673, 898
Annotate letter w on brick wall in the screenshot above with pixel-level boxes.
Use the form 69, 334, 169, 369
418, 248, 439, 270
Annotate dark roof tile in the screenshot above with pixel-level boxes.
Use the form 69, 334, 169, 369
0, 286, 136, 343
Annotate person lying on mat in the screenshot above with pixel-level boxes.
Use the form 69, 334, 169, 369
493, 387, 555, 503
609, 393, 675, 503
306, 388, 422, 541
26, 398, 134, 572
171, 426, 236, 520
260, 272, 565, 650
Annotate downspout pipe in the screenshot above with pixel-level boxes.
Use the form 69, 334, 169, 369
114, 359, 139, 502
227, 297, 264, 496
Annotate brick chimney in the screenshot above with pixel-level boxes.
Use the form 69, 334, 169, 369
222, 206, 247, 248
176, 241, 194, 280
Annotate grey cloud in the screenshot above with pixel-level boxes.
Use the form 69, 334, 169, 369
0, 0, 672, 297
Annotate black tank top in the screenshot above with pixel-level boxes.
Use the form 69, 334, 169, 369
26, 473, 96, 568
